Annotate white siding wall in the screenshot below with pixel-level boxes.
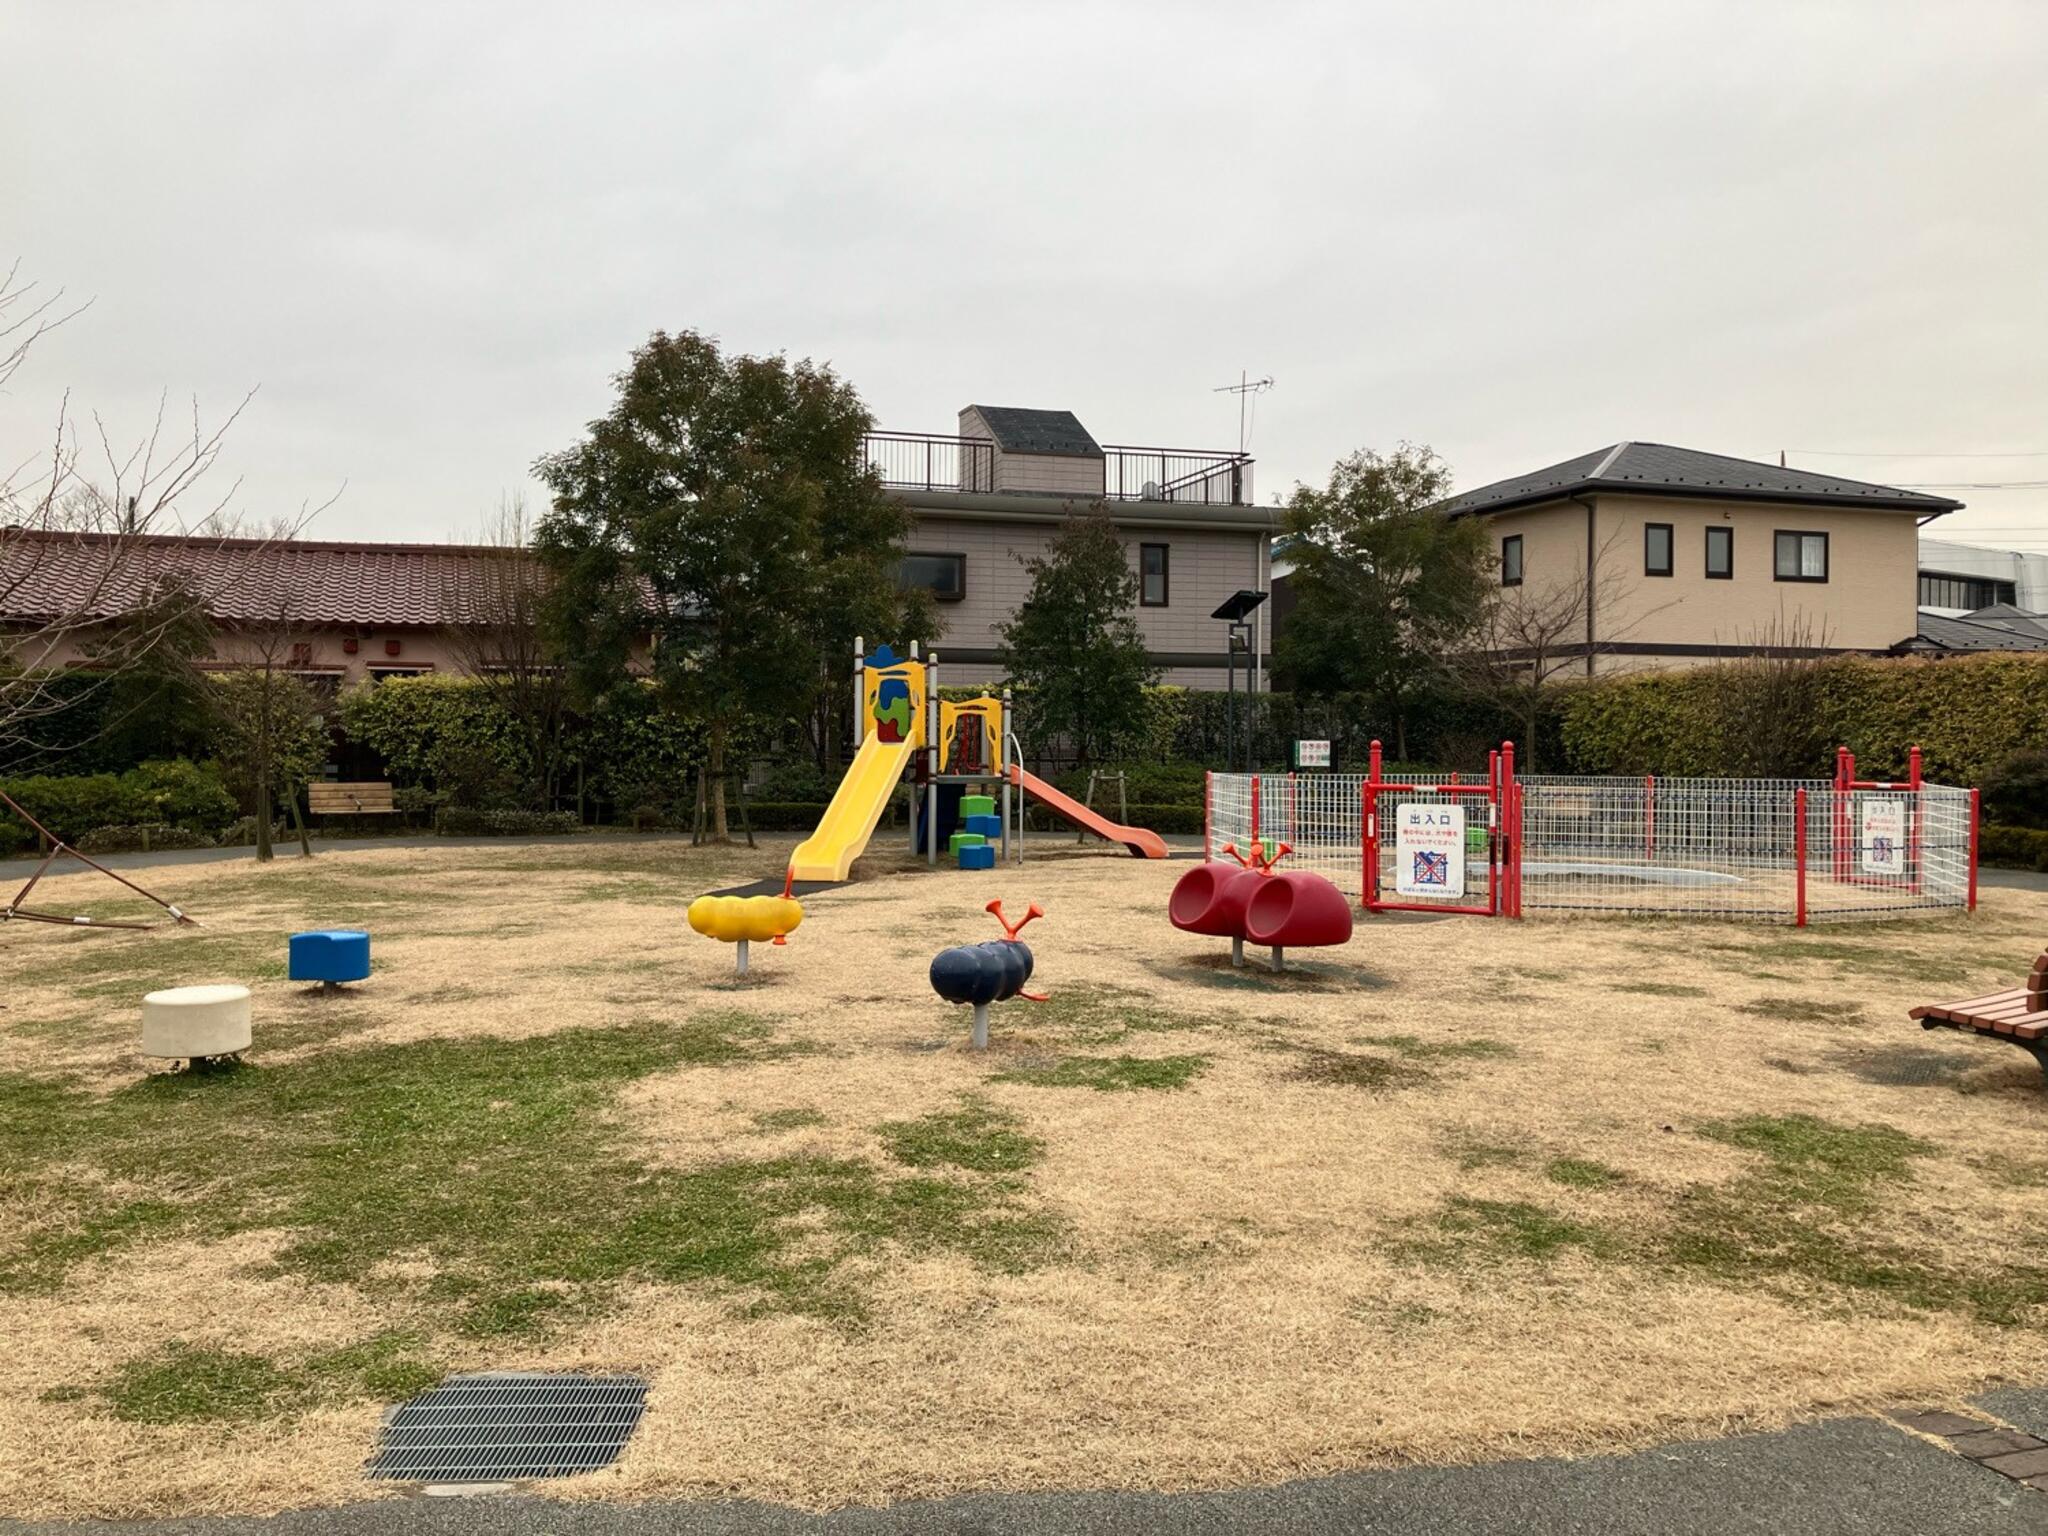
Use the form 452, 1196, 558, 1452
904, 511, 1269, 688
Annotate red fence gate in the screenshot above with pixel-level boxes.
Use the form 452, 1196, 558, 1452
1362, 739, 1520, 918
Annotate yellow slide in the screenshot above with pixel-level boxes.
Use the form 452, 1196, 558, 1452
788, 733, 915, 882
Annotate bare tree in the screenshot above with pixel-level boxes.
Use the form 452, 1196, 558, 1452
0, 261, 335, 769
1452, 525, 1674, 767
441, 495, 570, 812
1703, 609, 1836, 778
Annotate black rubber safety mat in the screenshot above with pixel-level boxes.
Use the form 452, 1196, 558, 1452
366, 1371, 647, 1483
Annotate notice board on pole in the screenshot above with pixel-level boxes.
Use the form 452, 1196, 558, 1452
1395, 802, 1466, 898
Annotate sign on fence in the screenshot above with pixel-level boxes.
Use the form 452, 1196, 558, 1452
1395, 802, 1466, 898
1860, 796, 1907, 877
1294, 739, 1331, 768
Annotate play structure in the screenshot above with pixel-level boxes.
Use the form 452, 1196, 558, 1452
1204, 740, 1980, 925
1, 789, 197, 930
687, 880, 805, 975
1169, 841, 1353, 970
929, 899, 1045, 1049
787, 640, 1166, 883
290, 929, 371, 993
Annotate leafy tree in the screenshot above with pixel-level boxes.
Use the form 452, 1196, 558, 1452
997, 508, 1158, 765
209, 665, 327, 861
1274, 445, 1491, 759
535, 330, 891, 840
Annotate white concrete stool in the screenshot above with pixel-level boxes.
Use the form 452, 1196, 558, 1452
142, 984, 253, 1062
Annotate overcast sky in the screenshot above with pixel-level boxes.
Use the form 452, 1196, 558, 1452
5, 1, 2045, 549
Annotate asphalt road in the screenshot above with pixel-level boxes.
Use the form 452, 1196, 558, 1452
7, 1413, 2045, 1536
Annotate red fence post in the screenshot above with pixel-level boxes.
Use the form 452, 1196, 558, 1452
1362, 739, 1383, 911
1645, 774, 1656, 859
1250, 774, 1262, 863
1501, 740, 1520, 919
1968, 787, 1980, 913
1795, 787, 1809, 928
1288, 770, 1297, 845
1908, 745, 1924, 897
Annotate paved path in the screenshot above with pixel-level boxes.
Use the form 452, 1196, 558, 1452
0, 832, 696, 876
7, 1409, 2045, 1536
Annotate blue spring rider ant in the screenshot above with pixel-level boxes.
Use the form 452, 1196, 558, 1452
929, 899, 1046, 1050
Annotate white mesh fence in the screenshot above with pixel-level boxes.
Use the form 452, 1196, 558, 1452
1206, 772, 1974, 924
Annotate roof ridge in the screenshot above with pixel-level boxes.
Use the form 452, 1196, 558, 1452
1587, 442, 1632, 480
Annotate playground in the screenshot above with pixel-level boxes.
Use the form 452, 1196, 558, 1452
5, 825, 2048, 1520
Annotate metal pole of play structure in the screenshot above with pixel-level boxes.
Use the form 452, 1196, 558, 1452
927, 649, 940, 867
736, 938, 750, 975
972, 1001, 990, 1050
1001, 686, 1014, 864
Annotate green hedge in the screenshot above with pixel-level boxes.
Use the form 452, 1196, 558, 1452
1554, 654, 2048, 784
0, 760, 238, 847
435, 808, 583, 838
1980, 824, 2048, 872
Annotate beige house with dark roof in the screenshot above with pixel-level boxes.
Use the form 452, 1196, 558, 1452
1439, 442, 1965, 672
865, 404, 1275, 688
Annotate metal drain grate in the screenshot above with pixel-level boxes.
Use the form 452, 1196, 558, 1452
367, 1371, 647, 1483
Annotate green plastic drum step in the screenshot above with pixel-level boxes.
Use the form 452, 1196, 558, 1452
960, 794, 996, 818
947, 831, 987, 853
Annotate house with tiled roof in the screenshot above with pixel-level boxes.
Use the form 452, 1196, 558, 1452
1435, 442, 1965, 672
0, 530, 573, 688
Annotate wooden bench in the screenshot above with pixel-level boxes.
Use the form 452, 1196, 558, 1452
308, 781, 396, 817
1910, 950, 2048, 1076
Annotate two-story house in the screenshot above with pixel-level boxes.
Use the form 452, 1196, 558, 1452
1438, 442, 1964, 671
864, 405, 1276, 689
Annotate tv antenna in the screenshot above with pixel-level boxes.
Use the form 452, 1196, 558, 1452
1213, 372, 1274, 454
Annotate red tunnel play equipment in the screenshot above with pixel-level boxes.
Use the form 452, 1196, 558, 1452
1244, 870, 1354, 949
1168, 863, 1264, 938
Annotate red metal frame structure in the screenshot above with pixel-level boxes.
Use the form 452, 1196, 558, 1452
1832, 745, 1925, 894
1361, 739, 1519, 918
1, 791, 198, 931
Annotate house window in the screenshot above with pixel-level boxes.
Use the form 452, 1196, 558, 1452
899, 552, 965, 602
1501, 534, 1523, 587
1140, 543, 1169, 607
1774, 530, 1829, 582
1705, 525, 1733, 580
288, 642, 314, 667
1644, 523, 1674, 577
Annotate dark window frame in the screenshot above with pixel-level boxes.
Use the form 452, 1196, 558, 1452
1705, 524, 1734, 580
1501, 533, 1523, 587
899, 550, 967, 603
1774, 530, 1830, 584
1139, 542, 1170, 607
1644, 522, 1674, 578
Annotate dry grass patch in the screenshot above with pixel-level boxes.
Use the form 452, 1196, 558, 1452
5, 840, 2048, 1519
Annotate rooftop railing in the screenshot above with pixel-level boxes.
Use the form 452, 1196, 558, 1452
862, 432, 1253, 505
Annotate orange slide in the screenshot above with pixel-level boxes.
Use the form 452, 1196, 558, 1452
1008, 765, 1168, 859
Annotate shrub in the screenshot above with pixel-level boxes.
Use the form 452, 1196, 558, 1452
74, 823, 216, 854
435, 808, 583, 838
1981, 750, 2048, 831
1980, 824, 2048, 872
0, 760, 237, 845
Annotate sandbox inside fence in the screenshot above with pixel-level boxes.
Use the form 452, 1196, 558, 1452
1205, 745, 1979, 925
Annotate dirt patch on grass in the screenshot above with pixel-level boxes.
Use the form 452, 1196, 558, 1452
4, 840, 2048, 1518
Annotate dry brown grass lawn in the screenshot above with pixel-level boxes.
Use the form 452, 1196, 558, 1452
3, 834, 2047, 1520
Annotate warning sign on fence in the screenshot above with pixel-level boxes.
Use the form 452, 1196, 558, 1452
1861, 796, 1907, 877
1395, 802, 1466, 898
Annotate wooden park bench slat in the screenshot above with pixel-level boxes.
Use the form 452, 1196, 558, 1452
308, 781, 396, 816
1910, 949, 2048, 1076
